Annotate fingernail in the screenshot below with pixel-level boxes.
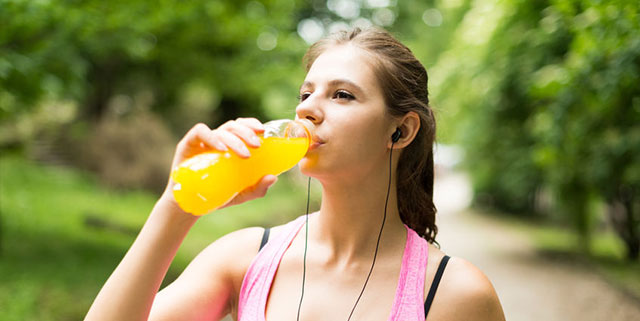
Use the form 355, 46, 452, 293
214, 141, 228, 151
240, 145, 250, 157
250, 136, 261, 146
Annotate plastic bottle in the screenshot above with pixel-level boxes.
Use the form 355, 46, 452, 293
171, 119, 314, 215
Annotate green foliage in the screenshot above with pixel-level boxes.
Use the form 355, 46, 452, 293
1, 0, 313, 194
0, 154, 159, 320
0, 153, 315, 320
0, 0, 307, 131
433, 0, 640, 258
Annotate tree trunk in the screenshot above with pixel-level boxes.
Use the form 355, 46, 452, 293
622, 190, 639, 261
215, 97, 242, 126
560, 180, 592, 254
0, 210, 3, 256
214, 96, 266, 126
82, 60, 121, 121
607, 186, 640, 261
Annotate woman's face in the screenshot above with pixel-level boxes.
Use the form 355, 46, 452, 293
296, 44, 394, 182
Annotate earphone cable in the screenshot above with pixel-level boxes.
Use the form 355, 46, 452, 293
346, 141, 394, 321
297, 177, 311, 321
297, 142, 395, 321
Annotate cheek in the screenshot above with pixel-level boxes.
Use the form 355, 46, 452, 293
333, 109, 384, 139
329, 127, 375, 162
341, 117, 388, 149
301, 108, 388, 171
299, 135, 386, 179
331, 128, 387, 169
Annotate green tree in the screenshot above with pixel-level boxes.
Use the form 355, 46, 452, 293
533, 0, 640, 259
432, 0, 640, 259
0, 0, 307, 132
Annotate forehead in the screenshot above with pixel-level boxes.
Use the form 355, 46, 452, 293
304, 45, 379, 90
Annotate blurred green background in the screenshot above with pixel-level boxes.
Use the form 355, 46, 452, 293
1, 0, 638, 320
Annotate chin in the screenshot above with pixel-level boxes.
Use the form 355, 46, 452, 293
298, 156, 335, 180
299, 158, 355, 185
298, 157, 319, 176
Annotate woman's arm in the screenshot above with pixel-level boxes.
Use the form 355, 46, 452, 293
147, 226, 265, 320
85, 118, 276, 321
84, 195, 199, 321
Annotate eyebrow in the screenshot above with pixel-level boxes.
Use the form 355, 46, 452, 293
300, 79, 365, 94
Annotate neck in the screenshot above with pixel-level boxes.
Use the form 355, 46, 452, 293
308, 168, 406, 266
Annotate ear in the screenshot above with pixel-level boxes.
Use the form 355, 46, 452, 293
389, 111, 420, 149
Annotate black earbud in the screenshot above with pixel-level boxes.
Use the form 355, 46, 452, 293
391, 128, 402, 143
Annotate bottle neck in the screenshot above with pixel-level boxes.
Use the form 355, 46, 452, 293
294, 119, 315, 147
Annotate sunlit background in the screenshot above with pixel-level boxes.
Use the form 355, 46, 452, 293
1, 0, 639, 320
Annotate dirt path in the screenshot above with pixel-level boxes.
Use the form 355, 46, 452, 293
433, 171, 640, 321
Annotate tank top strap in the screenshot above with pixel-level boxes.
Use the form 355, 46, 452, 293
388, 225, 429, 320
237, 214, 309, 321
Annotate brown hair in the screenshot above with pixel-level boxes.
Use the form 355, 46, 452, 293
303, 28, 438, 243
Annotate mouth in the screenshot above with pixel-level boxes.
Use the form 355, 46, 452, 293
309, 136, 325, 150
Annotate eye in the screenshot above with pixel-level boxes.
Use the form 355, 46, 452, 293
298, 92, 311, 102
333, 90, 355, 100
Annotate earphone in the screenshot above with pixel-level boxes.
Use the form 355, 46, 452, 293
392, 128, 402, 143
297, 127, 401, 321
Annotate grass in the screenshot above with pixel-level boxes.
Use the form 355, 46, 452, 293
0, 153, 318, 321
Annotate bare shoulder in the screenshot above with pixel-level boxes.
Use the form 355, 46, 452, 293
200, 222, 291, 295
208, 226, 268, 283
150, 217, 299, 320
425, 245, 505, 321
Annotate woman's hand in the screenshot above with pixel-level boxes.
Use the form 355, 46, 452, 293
87, 117, 278, 321
161, 118, 278, 212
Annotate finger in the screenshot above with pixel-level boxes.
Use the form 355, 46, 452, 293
221, 120, 262, 148
215, 129, 251, 158
238, 175, 278, 201
183, 123, 222, 151
236, 118, 265, 133
178, 123, 223, 153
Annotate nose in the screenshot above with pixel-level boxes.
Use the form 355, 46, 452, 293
295, 97, 323, 125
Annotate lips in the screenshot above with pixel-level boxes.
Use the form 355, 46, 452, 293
309, 135, 325, 150
309, 142, 323, 150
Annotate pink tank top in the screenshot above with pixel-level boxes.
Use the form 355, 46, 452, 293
237, 214, 429, 321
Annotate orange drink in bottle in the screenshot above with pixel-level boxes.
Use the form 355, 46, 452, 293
171, 119, 313, 215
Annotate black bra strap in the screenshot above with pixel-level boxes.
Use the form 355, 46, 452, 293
424, 255, 450, 317
259, 227, 270, 251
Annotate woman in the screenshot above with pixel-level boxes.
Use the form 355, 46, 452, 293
85, 28, 505, 321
